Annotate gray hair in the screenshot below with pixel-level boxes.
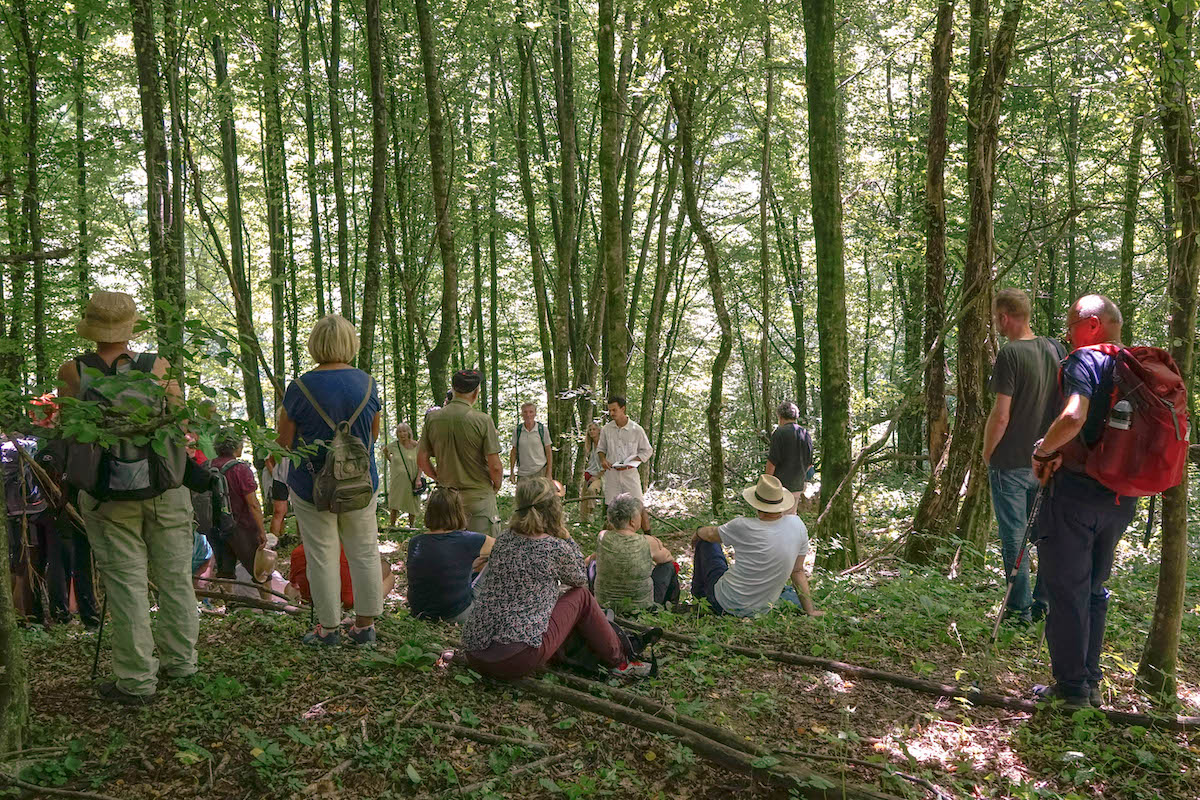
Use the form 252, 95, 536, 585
1075, 294, 1123, 327
307, 314, 359, 364
606, 493, 643, 530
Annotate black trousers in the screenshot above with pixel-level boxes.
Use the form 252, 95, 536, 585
1035, 471, 1136, 698
45, 526, 100, 627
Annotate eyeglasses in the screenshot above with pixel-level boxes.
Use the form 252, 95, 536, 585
1065, 317, 1094, 335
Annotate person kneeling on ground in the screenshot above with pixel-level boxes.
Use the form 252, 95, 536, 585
462, 477, 657, 679
288, 544, 394, 611
407, 488, 494, 622
586, 493, 679, 611
690, 474, 822, 618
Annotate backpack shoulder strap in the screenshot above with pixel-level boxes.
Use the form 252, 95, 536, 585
132, 352, 158, 373
344, 377, 375, 428
539, 422, 545, 442
292, 377, 339, 432
76, 352, 111, 373
218, 459, 240, 476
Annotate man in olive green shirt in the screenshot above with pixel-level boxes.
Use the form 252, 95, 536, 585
418, 370, 504, 535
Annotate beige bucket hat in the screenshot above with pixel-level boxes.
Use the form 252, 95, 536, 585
253, 547, 278, 583
741, 474, 796, 514
76, 291, 138, 342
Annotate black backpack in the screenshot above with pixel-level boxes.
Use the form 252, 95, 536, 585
210, 460, 240, 539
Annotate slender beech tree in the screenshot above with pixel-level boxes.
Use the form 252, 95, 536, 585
923, 0, 954, 467
75, 9, 88, 308
488, 49, 500, 425
16, 0, 46, 383
801, 0, 857, 567
296, 0, 325, 318
262, 0, 287, 394
319, 0, 351, 318
356, 0, 386, 372
162, 0, 184, 312
599, 0, 627, 398
1120, 112, 1145, 343
414, 0, 458, 403
758, 0, 774, 440
1138, 0, 1200, 702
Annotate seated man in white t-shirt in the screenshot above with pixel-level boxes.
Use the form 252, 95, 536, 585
690, 475, 823, 617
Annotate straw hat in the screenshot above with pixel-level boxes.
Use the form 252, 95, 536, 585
76, 291, 138, 342
741, 474, 796, 514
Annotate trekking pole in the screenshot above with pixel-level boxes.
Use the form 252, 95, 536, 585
989, 485, 1047, 647
90, 594, 108, 681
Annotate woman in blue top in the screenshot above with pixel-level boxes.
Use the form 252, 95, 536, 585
407, 488, 494, 622
277, 314, 383, 646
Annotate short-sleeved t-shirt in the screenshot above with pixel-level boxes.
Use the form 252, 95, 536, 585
512, 422, 552, 476
406, 530, 488, 620
713, 515, 810, 617
987, 337, 1066, 469
419, 399, 501, 493
1059, 347, 1127, 502
211, 456, 259, 535
767, 423, 813, 492
283, 368, 380, 503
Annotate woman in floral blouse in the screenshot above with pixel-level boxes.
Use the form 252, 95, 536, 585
462, 477, 653, 679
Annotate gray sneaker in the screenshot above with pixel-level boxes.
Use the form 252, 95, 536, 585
345, 625, 377, 646
303, 626, 341, 647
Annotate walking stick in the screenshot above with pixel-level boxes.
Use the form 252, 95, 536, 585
90, 594, 108, 681
989, 485, 1047, 646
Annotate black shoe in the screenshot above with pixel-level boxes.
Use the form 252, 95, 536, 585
630, 627, 663, 656
1032, 683, 1089, 710
1089, 684, 1103, 707
98, 680, 155, 707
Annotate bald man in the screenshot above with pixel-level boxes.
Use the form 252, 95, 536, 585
1030, 295, 1137, 709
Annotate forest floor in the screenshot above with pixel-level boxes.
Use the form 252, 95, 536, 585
8, 471, 1200, 800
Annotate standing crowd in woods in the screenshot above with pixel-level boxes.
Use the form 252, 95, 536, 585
6, 286, 1180, 710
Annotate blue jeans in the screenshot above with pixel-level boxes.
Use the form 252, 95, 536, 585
988, 466, 1046, 618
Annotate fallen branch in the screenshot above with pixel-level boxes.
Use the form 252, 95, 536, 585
407, 720, 548, 751
298, 758, 353, 797
773, 747, 955, 800
453, 751, 572, 797
511, 677, 900, 799
198, 576, 302, 606
0, 774, 120, 800
0, 746, 68, 761
193, 589, 303, 616
616, 620, 1200, 732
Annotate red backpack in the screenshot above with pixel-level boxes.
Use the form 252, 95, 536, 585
1060, 344, 1189, 498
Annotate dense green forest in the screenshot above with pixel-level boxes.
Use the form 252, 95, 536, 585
1, 0, 1199, 795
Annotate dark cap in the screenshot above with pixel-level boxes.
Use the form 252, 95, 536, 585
451, 370, 483, 393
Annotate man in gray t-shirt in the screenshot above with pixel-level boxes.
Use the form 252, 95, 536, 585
509, 401, 553, 485
983, 288, 1064, 623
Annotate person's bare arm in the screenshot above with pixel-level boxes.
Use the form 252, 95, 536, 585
276, 407, 297, 449
789, 555, 822, 616
478, 535, 495, 558
696, 525, 722, 543
648, 535, 672, 565
1033, 394, 1089, 483
57, 360, 80, 398
982, 393, 1012, 464
544, 444, 553, 478
418, 439, 437, 480
765, 461, 777, 476
371, 411, 381, 443
152, 356, 182, 405
509, 446, 517, 479
487, 452, 503, 492
245, 490, 267, 547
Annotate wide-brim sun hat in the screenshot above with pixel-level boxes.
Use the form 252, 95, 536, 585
76, 290, 138, 342
741, 474, 796, 513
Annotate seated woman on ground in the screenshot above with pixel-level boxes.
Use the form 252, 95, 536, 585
406, 488, 494, 623
462, 477, 658, 680
587, 493, 679, 611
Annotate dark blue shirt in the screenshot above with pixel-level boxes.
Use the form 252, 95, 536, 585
1060, 347, 1125, 502
284, 368, 380, 504
406, 530, 487, 620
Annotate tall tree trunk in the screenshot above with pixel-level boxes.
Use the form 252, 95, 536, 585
75, 10, 88, 309
789, 212, 809, 417
213, 35, 266, 425
466, 98, 485, 404
666, 47, 732, 515
801, 0, 857, 568
1065, 89, 1080, 303
414, 0, 459, 404
298, 0, 326, 318
162, 0, 185, 317
1138, 0, 1200, 701
908, 0, 1023, 563
262, 0, 288, 395
923, 0, 954, 468
893, 59, 923, 469
0, 506, 26, 752
488, 50, 500, 426
357, 0, 386, 372
759, 0, 774, 440
17, 0, 47, 385
323, 0, 351, 318
1, 72, 26, 382
552, 0, 578, 457
599, 0, 627, 398
1120, 112, 1145, 344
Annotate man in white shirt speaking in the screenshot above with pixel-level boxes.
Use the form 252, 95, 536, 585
596, 395, 654, 532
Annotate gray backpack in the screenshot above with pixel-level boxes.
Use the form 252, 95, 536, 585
293, 377, 375, 513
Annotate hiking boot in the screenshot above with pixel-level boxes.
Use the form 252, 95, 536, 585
610, 661, 653, 678
303, 626, 341, 647
630, 627, 663, 656
1033, 683, 1089, 710
98, 680, 155, 707
1089, 684, 1103, 708
345, 625, 377, 647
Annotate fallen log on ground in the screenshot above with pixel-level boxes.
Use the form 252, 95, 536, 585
193, 589, 304, 616
617, 619, 1200, 732
510, 676, 902, 799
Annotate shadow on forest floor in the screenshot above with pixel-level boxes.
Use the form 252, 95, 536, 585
10, 469, 1200, 799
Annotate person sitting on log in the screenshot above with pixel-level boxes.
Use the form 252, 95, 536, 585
462, 477, 658, 679
406, 487, 494, 623
585, 493, 679, 612
690, 474, 823, 618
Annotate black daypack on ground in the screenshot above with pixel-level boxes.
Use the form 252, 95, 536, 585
555, 614, 658, 677
65, 352, 187, 501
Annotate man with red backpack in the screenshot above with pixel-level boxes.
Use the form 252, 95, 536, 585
1031, 295, 1188, 708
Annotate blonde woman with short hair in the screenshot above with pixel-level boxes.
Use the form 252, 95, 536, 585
382, 422, 421, 526
276, 314, 384, 646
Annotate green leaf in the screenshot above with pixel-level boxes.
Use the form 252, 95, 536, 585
406, 763, 422, 784
283, 725, 316, 747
